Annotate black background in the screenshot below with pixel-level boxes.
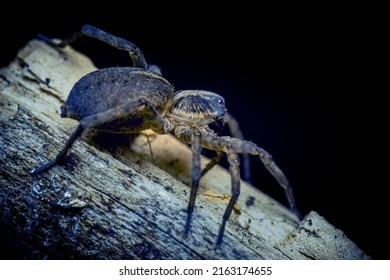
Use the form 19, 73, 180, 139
0, 3, 387, 259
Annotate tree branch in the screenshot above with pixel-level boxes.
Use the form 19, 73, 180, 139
0, 39, 370, 259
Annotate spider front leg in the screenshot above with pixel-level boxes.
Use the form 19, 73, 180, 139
222, 137, 302, 219
199, 112, 250, 181
224, 112, 251, 183
176, 127, 241, 245
216, 144, 241, 245
201, 133, 301, 244
184, 131, 202, 236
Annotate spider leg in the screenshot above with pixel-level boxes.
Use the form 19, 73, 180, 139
216, 144, 240, 245
222, 137, 302, 219
37, 24, 148, 69
200, 151, 223, 177
198, 134, 301, 243
175, 127, 242, 245
30, 99, 169, 175
184, 131, 202, 236
29, 124, 83, 175
256, 147, 302, 219
224, 112, 251, 184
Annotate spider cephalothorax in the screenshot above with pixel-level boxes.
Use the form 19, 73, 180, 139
167, 90, 226, 125
31, 25, 301, 245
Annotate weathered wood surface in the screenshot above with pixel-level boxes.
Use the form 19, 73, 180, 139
0, 39, 370, 259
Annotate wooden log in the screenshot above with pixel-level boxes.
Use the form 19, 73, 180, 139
0, 39, 370, 259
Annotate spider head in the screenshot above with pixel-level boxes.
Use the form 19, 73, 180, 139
167, 90, 226, 126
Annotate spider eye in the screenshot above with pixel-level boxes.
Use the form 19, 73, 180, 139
218, 99, 223, 104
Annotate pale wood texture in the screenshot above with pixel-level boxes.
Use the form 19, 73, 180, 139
0, 39, 370, 259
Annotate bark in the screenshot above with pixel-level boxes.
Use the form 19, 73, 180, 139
0, 39, 370, 259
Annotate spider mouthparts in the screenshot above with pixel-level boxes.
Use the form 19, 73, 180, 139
215, 112, 225, 122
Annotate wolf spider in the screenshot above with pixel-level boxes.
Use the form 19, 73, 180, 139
31, 25, 301, 245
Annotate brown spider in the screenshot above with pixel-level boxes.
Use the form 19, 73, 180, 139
31, 25, 301, 245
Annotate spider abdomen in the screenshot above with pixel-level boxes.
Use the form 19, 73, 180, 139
61, 67, 174, 123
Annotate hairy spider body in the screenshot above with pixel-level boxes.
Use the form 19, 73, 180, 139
61, 67, 173, 133
31, 25, 301, 246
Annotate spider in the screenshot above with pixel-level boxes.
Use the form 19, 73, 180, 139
31, 25, 301, 245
